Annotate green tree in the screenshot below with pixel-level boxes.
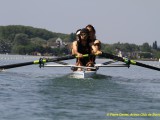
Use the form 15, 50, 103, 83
0, 39, 11, 53
102, 44, 114, 54
12, 45, 26, 54
139, 52, 153, 58
140, 42, 151, 52
13, 33, 29, 45
69, 33, 76, 42
153, 41, 158, 50
31, 37, 47, 46
155, 51, 160, 58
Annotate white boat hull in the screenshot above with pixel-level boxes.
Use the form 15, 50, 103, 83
71, 70, 96, 79
44, 62, 128, 79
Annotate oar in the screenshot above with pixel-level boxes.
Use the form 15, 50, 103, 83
0, 55, 75, 70
102, 60, 117, 65
0, 54, 89, 70
53, 54, 90, 65
100, 52, 160, 71
54, 61, 68, 65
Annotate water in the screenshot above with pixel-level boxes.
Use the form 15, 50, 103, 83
0, 54, 160, 120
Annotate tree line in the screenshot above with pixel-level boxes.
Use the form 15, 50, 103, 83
102, 41, 160, 59
0, 25, 70, 55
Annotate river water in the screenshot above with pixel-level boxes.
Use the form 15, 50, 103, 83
0, 54, 160, 120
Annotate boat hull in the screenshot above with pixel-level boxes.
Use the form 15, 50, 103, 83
71, 70, 96, 79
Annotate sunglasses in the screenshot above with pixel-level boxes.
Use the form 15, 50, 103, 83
80, 33, 87, 36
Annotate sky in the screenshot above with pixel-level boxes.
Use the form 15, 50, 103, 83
0, 0, 160, 45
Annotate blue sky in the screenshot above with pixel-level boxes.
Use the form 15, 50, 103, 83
0, 0, 159, 45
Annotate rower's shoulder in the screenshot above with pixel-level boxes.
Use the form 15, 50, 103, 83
72, 41, 78, 44
72, 41, 79, 46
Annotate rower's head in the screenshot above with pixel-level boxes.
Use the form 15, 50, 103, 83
79, 28, 89, 41
85, 24, 96, 40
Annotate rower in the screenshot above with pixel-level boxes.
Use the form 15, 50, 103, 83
86, 24, 102, 54
85, 24, 102, 64
72, 28, 92, 71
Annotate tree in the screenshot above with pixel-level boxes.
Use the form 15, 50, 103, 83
140, 42, 151, 52
69, 33, 76, 42
155, 51, 160, 58
153, 41, 158, 50
13, 33, 29, 45
31, 37, 47, 46
102, 44, 114, 54
0, 39, 11, 53
11, 45, 26, 54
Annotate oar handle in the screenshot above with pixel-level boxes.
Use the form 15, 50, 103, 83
75, 54, 89, 58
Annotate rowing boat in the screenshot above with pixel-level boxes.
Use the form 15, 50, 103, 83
44, 64, 97, 78
44, 62, 128, 79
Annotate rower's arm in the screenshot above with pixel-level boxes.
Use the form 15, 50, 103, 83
72, 41, 83, 57
92, 40, 102, 55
